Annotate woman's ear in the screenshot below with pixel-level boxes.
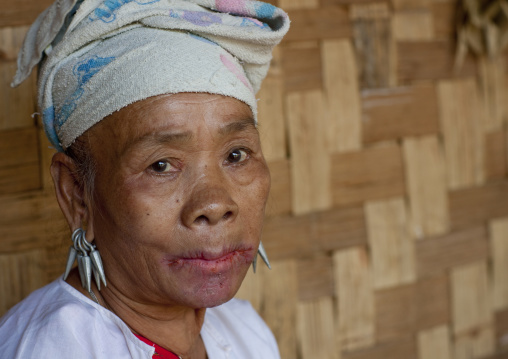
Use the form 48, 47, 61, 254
50, 152, 91, 233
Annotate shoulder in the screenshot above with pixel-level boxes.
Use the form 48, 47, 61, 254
0, 279, 151, 359
202, 298, 280, 359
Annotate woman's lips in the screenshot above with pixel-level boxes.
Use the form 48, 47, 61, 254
164, 247, 255, 273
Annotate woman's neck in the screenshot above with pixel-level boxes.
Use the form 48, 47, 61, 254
66, 268, 207, 359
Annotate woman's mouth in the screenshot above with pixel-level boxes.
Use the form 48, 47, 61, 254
160, 245, 257, 306
164, 247, 255, 273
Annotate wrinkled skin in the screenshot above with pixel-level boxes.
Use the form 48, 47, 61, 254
51, 93, 271, 358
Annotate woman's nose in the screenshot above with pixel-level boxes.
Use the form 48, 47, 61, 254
181, 185, 239, 227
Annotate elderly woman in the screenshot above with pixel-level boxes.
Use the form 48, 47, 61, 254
0, 0, 289, 358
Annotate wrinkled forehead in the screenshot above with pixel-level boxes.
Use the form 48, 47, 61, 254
83, 93, 256, 157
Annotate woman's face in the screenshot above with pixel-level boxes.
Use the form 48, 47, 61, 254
84, 93, 270, 309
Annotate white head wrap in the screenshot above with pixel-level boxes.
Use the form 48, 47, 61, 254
13, 0, 289, 151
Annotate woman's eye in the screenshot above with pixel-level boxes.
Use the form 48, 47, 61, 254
227, 148, 249, 164
150, 160, 172, 173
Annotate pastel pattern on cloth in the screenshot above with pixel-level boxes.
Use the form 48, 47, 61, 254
169, 9, 223, 27
89, 0, 161, 23
221, 53, 253, 92
12, 0, 289, 151
57, 55, 115, 127
215, 0, 247, 14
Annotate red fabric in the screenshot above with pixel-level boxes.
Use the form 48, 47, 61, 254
134, 333, 180, 359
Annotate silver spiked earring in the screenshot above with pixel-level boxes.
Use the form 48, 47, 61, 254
63, 228, 107, 292
252, 241, 271, 273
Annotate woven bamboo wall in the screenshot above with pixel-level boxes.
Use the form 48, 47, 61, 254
1, 0, 508, 358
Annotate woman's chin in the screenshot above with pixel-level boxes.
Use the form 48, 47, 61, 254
162, 259, 251, 308
175, 270, 247, 308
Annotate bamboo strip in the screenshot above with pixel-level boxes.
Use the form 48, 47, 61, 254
477, 56, 506, 133
450, 181, 508, 230
362, 84, 440, 144
416, 226, 489, 278
265, 159, 292, 217
392, 11, 434, 40
286, 90, 331, 215
297, 255, 334, 301
375, 274, 450, 343
0, 62, 37, 130
334, 247, 375, 351
350, 3, 390, 20
398, 41, 477, 83
484, 129, 508, 180
282, 42, 323, 92
403, 136, 449, 238
432, 2, 456, 40
297, 297, 340, 359
495, 309, 508, 351
0, 249, 46, 316
284, 7, 352, 42
0, 127, 38, 169
0, 126, 40, 195
454, 326, 495, 359
490, 217, 508, 311
342, 338, 416, 359
261, 205, 368, 260
417, 325, 452, 359
416, 274, 451, 330
322, 0, 377, 4
392, 0, 429, 11
0, 193, 66, 253
261, 214, 313, 261
314, 205, 368, 252
0, 0, 54, 27
262, 259, 298, 359
365, 197, 415, 290
257, 76, 286, 162
438, 78, 485, 189
0, 163, 41, 195
278, 0, 319, 10
321, 39, 361, 153
331, 144, 405, 207
375, 283, 416, 343
351, 3, 394, 88
0, 26, 29, 61
452, 260, 495, 358
451, 261, 493, 336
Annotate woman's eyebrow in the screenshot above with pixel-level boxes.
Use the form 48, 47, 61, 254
149, 131, 194, 144
121, 131, 193, 156
218, 117, 257, 136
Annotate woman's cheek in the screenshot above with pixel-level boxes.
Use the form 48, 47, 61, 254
230, 156, 270, 187
250, 160, 271, 204
238, 163, 270, 224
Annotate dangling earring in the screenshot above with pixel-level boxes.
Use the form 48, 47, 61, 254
252, 241, 271, 273
63, 228, 107, 292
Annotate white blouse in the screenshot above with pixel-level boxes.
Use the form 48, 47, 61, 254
0, 278, 280, 358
